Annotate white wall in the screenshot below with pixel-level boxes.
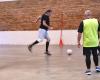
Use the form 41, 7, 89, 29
0, 30, 79, 45
0, 0, 16, 2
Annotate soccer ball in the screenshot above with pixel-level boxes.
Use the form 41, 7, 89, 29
67, 49, 72, 56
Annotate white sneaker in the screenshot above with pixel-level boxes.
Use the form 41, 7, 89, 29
85, 70, 92, 75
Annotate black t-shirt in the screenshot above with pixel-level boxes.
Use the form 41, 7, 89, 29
40, 14, 50, 31
78, 21, 100, 33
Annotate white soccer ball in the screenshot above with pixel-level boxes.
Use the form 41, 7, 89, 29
67, 49, 72, 55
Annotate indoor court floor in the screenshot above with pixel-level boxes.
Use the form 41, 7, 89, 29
0, 45, 100, 80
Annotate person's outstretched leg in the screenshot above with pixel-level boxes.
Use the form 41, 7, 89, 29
28, 29, 44, 52
28, 40, 39, 52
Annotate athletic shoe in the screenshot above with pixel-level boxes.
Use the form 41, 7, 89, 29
44, 51, 51, 56
96, 66, 100, 72
85, 70, 92, 75
28, 45, 32, 52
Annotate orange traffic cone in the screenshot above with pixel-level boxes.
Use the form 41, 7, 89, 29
59, 30, 63, 48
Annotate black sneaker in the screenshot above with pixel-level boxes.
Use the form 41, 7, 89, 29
85, 70, 92, 75
44, 51, 51, 56
28, 45, 32, 52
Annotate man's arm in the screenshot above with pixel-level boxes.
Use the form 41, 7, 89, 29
98, 21, 100, 37
77, 33, 82, 48
43, 20, 53, 29
35, 16, 41, 23
77, 21, 83, 48
32, 16, 41, 23
43, 20, 50, 28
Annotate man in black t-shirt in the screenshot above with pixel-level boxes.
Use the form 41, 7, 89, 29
28, 10, 52, 55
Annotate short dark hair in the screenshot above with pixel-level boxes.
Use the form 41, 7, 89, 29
45, 9, 52, 13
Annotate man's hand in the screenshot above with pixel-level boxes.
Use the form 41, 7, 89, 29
77, 43, 81, 48
77, 33, 82, 48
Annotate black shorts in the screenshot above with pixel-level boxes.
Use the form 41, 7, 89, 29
83, 47, 98, 55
